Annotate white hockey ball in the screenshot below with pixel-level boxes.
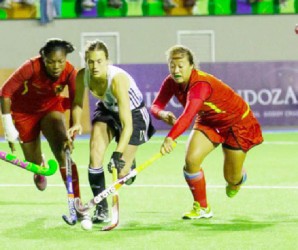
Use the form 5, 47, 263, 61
81, 218, 93, 230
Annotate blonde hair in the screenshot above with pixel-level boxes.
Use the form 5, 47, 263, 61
166, 45, 198, 68
84, 40, 109, 61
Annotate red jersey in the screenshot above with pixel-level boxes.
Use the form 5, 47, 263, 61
151, 69, 250, 140
0, 56, 76, 113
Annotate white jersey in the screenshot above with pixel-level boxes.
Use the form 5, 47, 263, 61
84, 65, 143, 112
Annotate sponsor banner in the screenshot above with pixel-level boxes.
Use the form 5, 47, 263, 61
89, 62, 298, 129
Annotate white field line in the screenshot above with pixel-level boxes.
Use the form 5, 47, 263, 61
0, 184, 298, 189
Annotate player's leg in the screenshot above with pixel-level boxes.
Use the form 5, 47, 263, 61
119, 145, 138, 185
223, 147, 247, 198
89, 121, 114, 223
182, 129, 216, 219
20, 137, 47, 191
40, 111, 81, 198
14, 112, 46, 191
222, 114, 263, 198
118, 105, 155, 184
20, 139, 42, 164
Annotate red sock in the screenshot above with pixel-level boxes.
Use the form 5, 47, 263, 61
184, 168, 207, 208
71, 162, 81, 199
59, 162, 81, 199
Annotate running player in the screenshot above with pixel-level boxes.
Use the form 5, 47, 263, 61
0, 38, 81, 202
67, 40, 155, 223
150, 45, 263, 219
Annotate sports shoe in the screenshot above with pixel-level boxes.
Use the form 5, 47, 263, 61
226, 171, 247, 198
33, 174, 47, 191
182, 201, 213, 220
125, 159, 136, 185
92, 205, 110, 223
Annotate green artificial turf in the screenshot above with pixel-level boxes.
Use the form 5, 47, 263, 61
0, 131, 297, 250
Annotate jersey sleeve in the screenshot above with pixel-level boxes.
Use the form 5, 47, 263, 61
0, 60, 34, 98
167, 82, 211, 140
150, 77, 175, 119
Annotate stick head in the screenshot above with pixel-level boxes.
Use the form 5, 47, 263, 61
101, 193, 119, 231
74, 197, 95, 214
62, 215, 77, 226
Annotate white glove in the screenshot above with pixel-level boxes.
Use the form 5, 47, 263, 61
1, 114, 19, 142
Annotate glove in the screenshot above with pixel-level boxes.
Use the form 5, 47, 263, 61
108, 151, 125, 173
1, 114, 19, 142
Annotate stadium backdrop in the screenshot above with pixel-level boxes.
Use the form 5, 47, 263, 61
1, 61, 298, 136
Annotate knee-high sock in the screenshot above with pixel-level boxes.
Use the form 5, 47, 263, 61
184, 169, 207, 208
88, 166, 108, 208
59, 161, 81, 199
71, 162, 80, 198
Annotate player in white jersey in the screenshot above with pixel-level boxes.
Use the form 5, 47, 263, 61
68, 40, 155, 223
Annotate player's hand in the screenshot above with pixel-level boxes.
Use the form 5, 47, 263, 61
108, 152, 125, 173
67, 124, 82, 141
64, 140, 74, 153
160, 137, 175, 155
159, 111, 177, 126
1, 114, 19, 143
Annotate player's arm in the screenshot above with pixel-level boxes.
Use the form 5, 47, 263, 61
150, 78, 177, 126
66, 67, 77, 127
0, 61, 33, 142
161, 82, 211, 154
67, 68, 85, 138
0, 97, 11, 114
111, 73, 133, 153
0, 97, 19, 147
107, 73, 132, 173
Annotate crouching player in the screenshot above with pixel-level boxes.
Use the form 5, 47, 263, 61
151, 45, 263, 219
68, 40, 155, 223
0, 38, 81, 203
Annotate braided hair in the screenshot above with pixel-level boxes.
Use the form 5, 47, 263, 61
39, 38, 75, 57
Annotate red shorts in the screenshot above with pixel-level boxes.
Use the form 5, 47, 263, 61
12, 102, 65, 143
194, 111, 263, 152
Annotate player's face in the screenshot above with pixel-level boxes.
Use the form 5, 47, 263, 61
86, 50, 108, 78
43, 50, 67, 78
168, 53, 193, 84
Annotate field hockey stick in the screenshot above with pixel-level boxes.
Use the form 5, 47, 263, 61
0, 150, 58, 176
62, 148, 77, 226
102, 167, 119, 231
75, 152, 164, 214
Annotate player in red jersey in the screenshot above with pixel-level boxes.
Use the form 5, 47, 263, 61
151, 45, 263, 219
0, 38, 81, 200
